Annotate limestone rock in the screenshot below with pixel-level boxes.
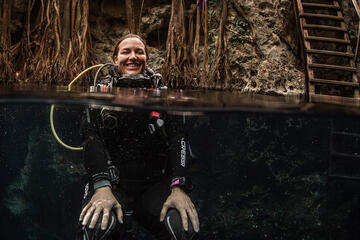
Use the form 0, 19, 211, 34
88, 0, 306, 94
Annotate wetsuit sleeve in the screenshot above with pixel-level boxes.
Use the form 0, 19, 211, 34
166, 114, 193, 191
81, 107, 111, 183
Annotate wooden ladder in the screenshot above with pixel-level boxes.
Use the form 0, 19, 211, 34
294, 0, 360, 106
329, 119, 360, 180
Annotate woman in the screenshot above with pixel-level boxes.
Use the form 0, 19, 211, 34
78, 34, 199, 240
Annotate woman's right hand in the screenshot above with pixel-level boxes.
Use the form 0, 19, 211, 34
79, 186, 123, 230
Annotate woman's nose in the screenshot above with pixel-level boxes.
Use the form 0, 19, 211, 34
129, 51, 137, 59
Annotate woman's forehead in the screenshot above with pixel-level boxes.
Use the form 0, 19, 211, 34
118, 37, 145, 49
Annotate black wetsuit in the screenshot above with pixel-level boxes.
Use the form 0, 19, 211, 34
78, 67, 195, 240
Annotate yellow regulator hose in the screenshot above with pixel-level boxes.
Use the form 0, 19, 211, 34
50, 104, 83, 151
68, 64, 104, 91
50, 64, 105, 151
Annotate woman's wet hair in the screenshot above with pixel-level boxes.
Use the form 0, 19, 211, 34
112, 34, 148, 62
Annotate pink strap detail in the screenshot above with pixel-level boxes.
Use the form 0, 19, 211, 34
170, 179, 180, 187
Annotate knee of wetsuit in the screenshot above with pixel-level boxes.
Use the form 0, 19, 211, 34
79, 211, 121, 240
164, 208, 197, 240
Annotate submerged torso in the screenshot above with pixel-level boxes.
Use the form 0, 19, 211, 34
99, 109, 170, 180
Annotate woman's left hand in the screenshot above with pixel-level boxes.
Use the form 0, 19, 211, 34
160, 187, 199, 232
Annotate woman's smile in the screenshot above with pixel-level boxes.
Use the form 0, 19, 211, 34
114, 38, 147, 75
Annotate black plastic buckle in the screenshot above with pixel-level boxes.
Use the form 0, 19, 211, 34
148, 123, 156, 134
108, 165, 119, 182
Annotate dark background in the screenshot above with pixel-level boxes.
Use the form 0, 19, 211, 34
1, 102, 360, 240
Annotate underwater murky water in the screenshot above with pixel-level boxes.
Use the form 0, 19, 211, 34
1, 88, 360, 240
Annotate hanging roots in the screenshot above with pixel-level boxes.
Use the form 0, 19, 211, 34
162, 0, 210, 89
0, 0, 93, 86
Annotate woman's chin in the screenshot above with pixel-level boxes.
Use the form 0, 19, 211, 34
123, 69, 143, 75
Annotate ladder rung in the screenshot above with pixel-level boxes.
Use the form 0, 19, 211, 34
328, 174, 360, 181
303, 24, 346, 32
310, 94, 360, 107
309, 63, 356, 72
302, 3, 340, 10
300, 13, 344, 21
310, 78, 359, 87
305, 36, 350, 44
331, 151, 360, 159
333, 131, 360, 138
306, 49, 354, 57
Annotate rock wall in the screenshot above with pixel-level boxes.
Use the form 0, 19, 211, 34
213, 0, 304, 94
90, 0, 306, 94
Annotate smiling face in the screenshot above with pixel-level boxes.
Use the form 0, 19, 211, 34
114, 37, 147, 75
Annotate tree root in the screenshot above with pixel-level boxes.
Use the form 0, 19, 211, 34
0, 0, 93, 86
